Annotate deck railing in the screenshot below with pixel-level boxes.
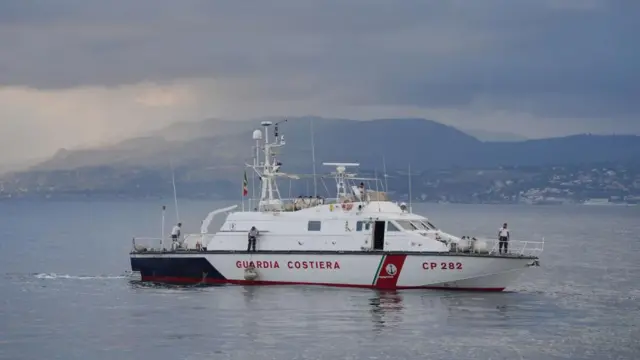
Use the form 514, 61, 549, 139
132, 234, 544, 258
245, 194, 388, 212
485, 238, 544, 257
246, 197, 339, 212
448, 237, 544, 257
131, 237, 164, 252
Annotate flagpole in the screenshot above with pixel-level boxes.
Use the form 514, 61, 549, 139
242, 170, 248, 211
242, 171, 245, 212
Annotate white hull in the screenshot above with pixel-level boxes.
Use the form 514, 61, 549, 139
130, 252, 537, 291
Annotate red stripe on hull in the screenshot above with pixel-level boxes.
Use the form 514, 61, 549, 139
373, 254, 407, 289
139, 275, 505, 292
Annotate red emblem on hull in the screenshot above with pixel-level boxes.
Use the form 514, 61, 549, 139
373, 254, 407, 289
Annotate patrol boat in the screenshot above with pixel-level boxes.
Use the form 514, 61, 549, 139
130, 121, 543, 291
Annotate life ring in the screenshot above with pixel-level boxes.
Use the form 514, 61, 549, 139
342, 202, 353, 211
244, 266, 258, 281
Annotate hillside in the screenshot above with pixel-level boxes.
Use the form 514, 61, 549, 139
481, 134, 640, 166
463, 129, 529, 142
29, 117, 484, 173
1, 117, 640, 200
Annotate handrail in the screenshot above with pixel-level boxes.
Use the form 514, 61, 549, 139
131, 237, 164, 252
447, 237, 544, 257
486, 238, 544, 257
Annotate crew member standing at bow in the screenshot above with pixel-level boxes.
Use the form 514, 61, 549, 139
498, 223, 509, 254
171, 222, 182, 249
247, 226, 259, 252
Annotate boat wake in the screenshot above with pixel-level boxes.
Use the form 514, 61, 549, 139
3, 271, 213, 292
32, 272, 129, 280
3, 272, 132, 281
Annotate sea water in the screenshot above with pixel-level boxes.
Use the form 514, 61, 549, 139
1, 200, 638, 359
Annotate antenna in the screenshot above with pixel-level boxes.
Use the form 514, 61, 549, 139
323, 162, 360, 199
382, 155, 389, 193
241, 172, 245, 212
374, 168, 381, 212
408, 163, 413, 213
310, 118, 318, 197
252, 128, 262, 211
274, 119, 288, 139
170, 159, 180, 223
251, 159, 255, 211
161, 205, 166, 250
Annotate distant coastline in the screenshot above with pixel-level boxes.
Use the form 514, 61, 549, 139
1, 193, 637, 207
3, 162, 639, 205
2, 118, 639, 205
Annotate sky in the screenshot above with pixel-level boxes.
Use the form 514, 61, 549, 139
0, 0, 639, 166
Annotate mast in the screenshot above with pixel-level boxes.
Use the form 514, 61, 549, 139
375, 167, 381, 212
161, 205, 166, 250
408, 163, 413, 213
323, 162, 359, 200
170, 159, 180, 223
310, 118, 318, 197
257, 121, 272, 203
382, 155, 389, 193
252, 129, 262, 211
250, 120, 287, 211
263, 121, 271, 201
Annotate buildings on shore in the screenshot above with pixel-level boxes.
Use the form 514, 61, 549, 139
2, 163, 639, 205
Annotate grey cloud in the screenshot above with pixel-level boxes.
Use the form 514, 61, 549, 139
0, 0, 639, 123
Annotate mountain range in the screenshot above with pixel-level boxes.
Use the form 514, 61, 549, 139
461, 129, 528, 142
1, 116, 639, 199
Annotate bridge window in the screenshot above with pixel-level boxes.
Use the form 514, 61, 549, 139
307, 221, 322, 231
387, 221, 400, 232
425, 221, 438, 230
356, 221, 363, 231
396, 220, 419, 230
411, 221, 429, 230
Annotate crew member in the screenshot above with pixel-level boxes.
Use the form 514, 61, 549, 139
498, 223, 509, 254
358, 182, 365, 200
247, 226, 259, 252
171, 223, 182, 249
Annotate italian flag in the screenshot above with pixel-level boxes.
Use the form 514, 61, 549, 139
243, 170, 248, 196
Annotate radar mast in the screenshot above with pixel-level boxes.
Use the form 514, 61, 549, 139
250, 120, 288, 211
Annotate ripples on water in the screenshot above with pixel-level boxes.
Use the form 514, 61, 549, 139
1, 201, 639, 359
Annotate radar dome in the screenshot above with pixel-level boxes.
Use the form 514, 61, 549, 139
252, 129, 263, 140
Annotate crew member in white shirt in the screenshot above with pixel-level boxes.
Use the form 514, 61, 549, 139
498, 223, 509, 254
247, 226, 259, 252
171, 223, 182, 248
